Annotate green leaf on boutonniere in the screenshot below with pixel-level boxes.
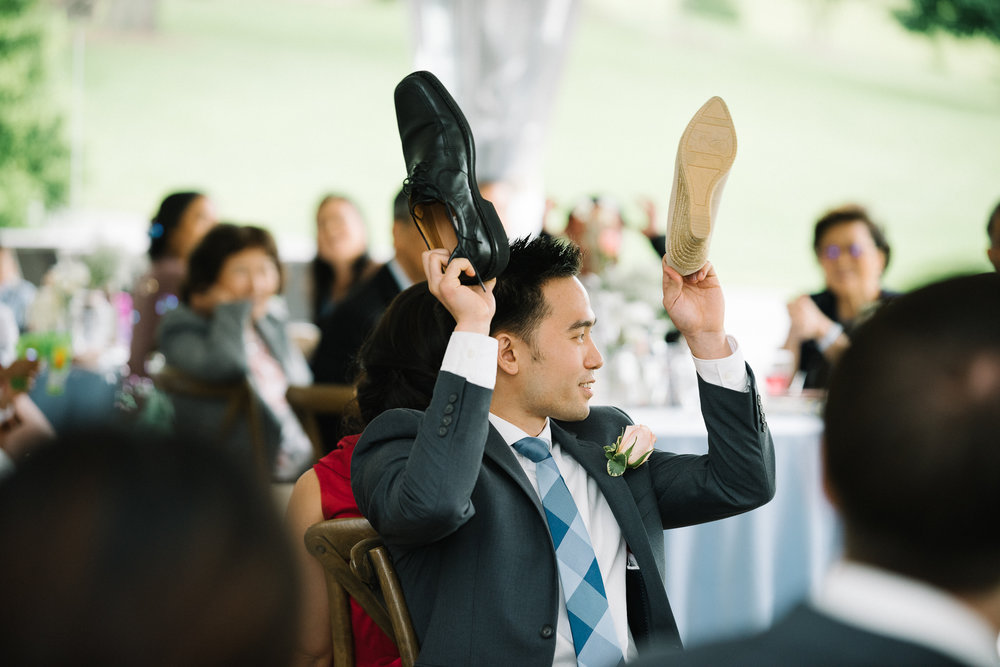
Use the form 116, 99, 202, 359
603, 437, 634, 477
606, 453, 628, 477
604, 428, 654, 477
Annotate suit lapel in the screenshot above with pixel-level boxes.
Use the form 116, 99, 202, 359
549, 422, 648, 549
482, 425, 544, 516
553, 421, 675, 642
482, 420, 652, 551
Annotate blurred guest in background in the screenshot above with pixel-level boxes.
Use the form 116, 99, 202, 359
311, 189, 425, 385
782, 204, 897, 390
635, 272, 1000, 666
639, 195, 668, 259
986, 199, 1000, 273
129, 191, 217, 377
0, 245, 36, 333
0, 348, 54, 479
310, 193, 380, 324
287, 278, 454, 667
561, 194, 626, 276
0, 424, 300, 666
158, 224, 313, 482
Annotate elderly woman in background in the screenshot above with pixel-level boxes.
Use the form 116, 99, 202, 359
158, 223, 313, 482
310, 193, 380, 323
129, 191, 217, 376
783, 204, 897, 390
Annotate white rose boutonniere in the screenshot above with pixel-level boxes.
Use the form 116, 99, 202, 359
603, 424, 655, 477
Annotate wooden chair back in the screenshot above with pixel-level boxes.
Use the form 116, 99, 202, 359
153, 366, 270, 481
285, 383, 355, 460
304, 517, 418, 667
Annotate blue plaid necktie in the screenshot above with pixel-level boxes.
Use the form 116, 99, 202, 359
513, 437, 624, 667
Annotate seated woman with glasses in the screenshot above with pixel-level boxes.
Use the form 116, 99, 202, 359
782, 204, 898, 390
158, 223, 314, 482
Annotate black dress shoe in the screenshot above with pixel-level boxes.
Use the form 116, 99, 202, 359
394, 70, 509, 285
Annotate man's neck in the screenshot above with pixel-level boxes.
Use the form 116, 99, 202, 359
488, 412, 551, 445
489, 392, 545, 437
816, 560, 1000, 666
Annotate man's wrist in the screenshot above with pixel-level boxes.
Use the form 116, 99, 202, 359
683, 331, 731, 360
453, 318, 492, 335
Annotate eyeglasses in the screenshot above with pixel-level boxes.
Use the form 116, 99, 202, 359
820, 243, 867, 260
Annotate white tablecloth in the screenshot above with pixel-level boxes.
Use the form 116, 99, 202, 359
624, 403, 842, 648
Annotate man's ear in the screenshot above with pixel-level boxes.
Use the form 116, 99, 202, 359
496, 332, 519, 376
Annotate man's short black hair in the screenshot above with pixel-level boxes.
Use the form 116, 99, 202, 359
491, 235, 582, 344
393, 186, 410, 224
824, 272, 1000, 593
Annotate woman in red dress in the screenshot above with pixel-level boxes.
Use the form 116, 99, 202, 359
286, 279, 457, 666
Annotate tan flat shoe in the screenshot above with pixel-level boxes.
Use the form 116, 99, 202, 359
665, 96, 737, 276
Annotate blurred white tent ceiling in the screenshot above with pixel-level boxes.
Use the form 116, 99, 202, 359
407, 0, 580, 239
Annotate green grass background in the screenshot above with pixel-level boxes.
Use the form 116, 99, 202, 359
62, 0, 1000, 298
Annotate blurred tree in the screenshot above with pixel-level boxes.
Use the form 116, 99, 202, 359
894, 0, 1000, 44
0, 0, 69, 227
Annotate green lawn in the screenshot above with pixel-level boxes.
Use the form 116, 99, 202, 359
66, 0, 1000, 295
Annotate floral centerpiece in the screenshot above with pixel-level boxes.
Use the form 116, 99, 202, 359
21, 257, 91, 394
22, 247, 137, 394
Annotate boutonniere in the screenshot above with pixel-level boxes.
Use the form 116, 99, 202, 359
603, 424, 655, 477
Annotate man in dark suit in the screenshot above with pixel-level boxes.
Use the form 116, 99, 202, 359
634, 272, 1000, 666
351, 235, 776, 666
311, 188, 427, 387
310, 189, 427, 447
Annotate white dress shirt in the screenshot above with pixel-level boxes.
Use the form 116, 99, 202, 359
814, 561, 1000, 666
440, 330, 749, 664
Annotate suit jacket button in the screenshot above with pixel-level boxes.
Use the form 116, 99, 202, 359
540, 624, 554, 639
448, 393, 458, 403
443, 404, 455, 414
438, 427, 448, 437
442, 415, 453, 425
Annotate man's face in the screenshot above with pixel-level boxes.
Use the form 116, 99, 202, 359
514, 276, 603, 426
392, 218, 429, 283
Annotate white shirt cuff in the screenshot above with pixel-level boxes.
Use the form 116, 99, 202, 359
692, 335, 749, 392
440, 331, 498, 390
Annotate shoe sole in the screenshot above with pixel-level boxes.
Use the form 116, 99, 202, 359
409, 71, 510, 283
667, 96, 736, 275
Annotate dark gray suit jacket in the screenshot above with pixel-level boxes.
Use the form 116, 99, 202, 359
631, 604, 970, 666
351, 368, 775, 666
311, 264, 403, 385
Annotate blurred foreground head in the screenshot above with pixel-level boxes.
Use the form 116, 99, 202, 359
0, 425, 299, 666
824, 272, 1000, 594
